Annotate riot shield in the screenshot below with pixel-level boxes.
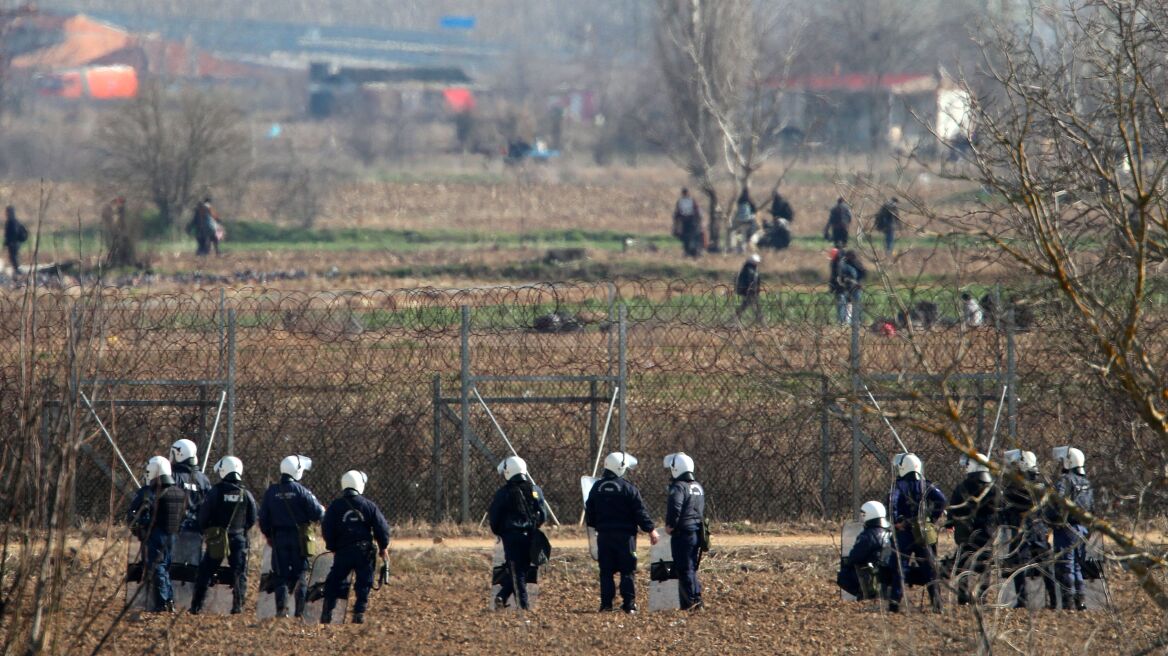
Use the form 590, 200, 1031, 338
839, 521, 864, 601
303, 552, 348, 624
489, 537, 540, 610
647, 534, 679, 611
580, 476, 598, 560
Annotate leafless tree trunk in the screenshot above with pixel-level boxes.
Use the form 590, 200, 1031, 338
654, 0, 805, 252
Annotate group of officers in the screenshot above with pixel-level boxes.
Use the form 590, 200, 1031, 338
126, 440, 390, 623
126, 439, 708, 621
837, 447, 1095, 612
489, 450, 707, 613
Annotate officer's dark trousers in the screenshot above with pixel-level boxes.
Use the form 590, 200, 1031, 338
890, 531, 939, 606
1054, 525, 1088, 605
597, 531, 637, 609
1010, 540, 1057, 608
322, 542, 375, 617
671, 528, 702, 608
497, 531, 533, 609
6, 243, 18, 271
271, 532, 309, 616
144, 530, 176, 610
191, 534, 249, 613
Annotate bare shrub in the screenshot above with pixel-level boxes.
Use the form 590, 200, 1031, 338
95, 83, 251, 232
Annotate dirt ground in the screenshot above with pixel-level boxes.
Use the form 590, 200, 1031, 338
33, 530, 1164, 656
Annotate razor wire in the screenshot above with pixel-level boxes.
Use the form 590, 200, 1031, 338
0, 280, 1165, 524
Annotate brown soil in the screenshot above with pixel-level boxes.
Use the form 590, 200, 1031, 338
30, 535, 1163, 655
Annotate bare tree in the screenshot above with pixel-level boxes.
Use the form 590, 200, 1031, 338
653, 0, 805, 252
96, 83, 250, 231
885, 0, 1168, 609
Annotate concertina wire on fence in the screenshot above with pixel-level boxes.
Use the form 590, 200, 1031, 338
0, 279, 1164, 526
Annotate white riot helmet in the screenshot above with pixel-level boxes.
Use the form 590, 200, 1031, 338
144, 455, 172, 484
498, 456, 528, 481
214, 456, 243, 480
1005, 449, 1038, 473
170, 438, 198, 465
663, 452, 695, 479
860, 500, 889, 527
341, 470, 368, 495
894, 453, 923, 478
1062, 447, 1085, 471
964, 453, 989, 475
280, 455, 313, 481
604, 452, 638, 478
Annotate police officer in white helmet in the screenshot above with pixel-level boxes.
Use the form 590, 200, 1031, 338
584, 452, 659, 613
169, 438, 212, 534
190, 456, 258, 615
489, 456, 549, 610
836, 500, 893, 603
126, 456, 187, 612
319, 470, 391, 624
888, 453, 947, 612
1048, 447, 1093, 610
257, 455, 325, 618
663, 452, 705, 610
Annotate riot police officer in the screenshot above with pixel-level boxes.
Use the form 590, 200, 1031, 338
585, 452, 659, 613
169, 439, 212, 534
190, 456, 257, 615
837, 500, 894, 605
1001, 450, 1056, 609
320, 470, 391, 624
489, 456, 548, 610
1049, 447, 1093, 610
888, 453, 947, 612
663, 452, 705, 610
258, 455, 325, 618
127, 456, 187, 612
947, 453, 999, 605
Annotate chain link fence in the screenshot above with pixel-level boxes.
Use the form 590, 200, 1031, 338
1, 280, 1163, 526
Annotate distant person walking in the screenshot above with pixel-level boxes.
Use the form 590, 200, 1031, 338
734, 253, 764, 325
3, 205, 28, 273
672, 188, 704, 258
186, 197, 222, 257
824, 197, 852, 248
873, 197, 900, 256
829, 249, 866, 325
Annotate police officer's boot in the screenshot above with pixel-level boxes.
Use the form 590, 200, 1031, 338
928, 585, 942, 613
189, 588, 205, 615
319, 598, 335, 625
351, 611, 364, 624
163, 599, 176, 614
231, 584, 244, 615
1073, 595, 1087, 611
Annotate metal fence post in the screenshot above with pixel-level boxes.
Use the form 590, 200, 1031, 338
618, 303, 628, 452
607, 282, 616, 377
218, 288, 226, 380
459, 305, 471, 524
227, 309, 236, 455
820, 374, 831, 518
432, 374, 443, 524
850, 293, 862, 516
589, 379, 598, 467
1006, 307, 1017, 442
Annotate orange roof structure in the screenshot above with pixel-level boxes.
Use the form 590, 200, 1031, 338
11, 14, 130, 69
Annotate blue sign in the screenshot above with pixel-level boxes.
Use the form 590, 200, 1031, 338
439, 15, 476, 30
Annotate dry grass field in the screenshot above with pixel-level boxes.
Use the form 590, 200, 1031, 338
0, 157, 1009, 290
34, 528, 1163, 656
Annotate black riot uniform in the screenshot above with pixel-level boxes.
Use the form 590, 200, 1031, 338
585, 471, 655, 612
665, 472, 705, 609
190, 474, 258, 614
